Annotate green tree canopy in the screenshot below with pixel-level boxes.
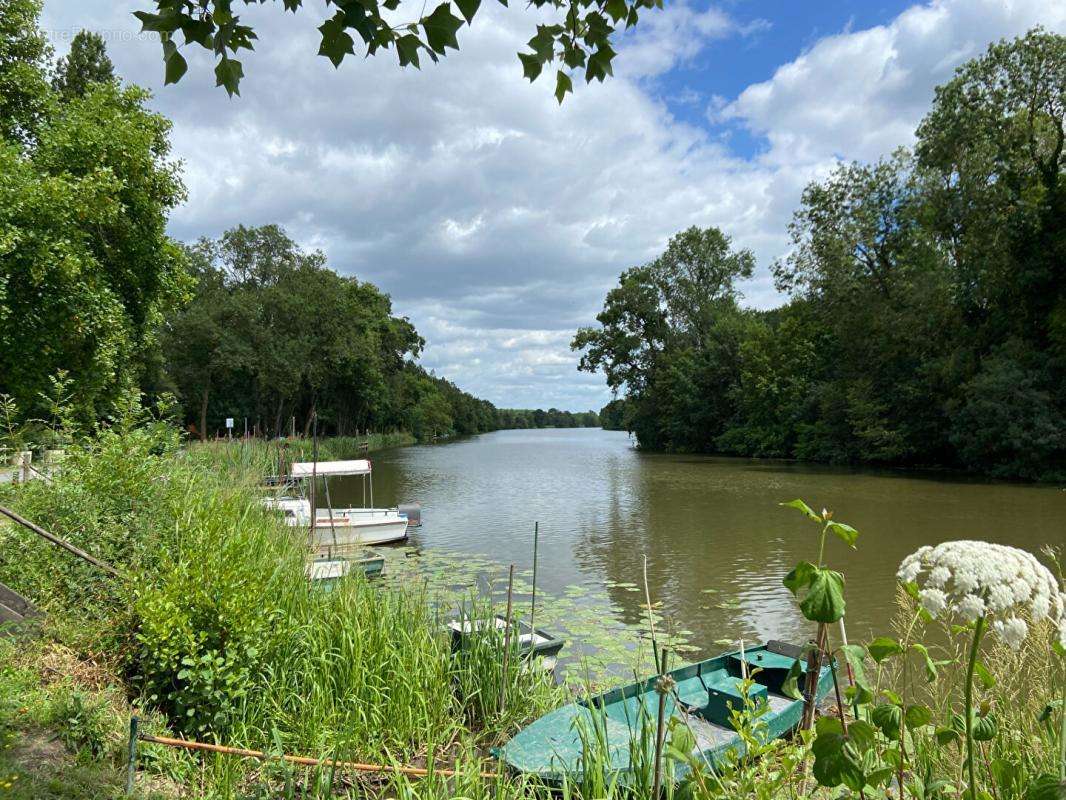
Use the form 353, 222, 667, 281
0, 3, 189, 423
575, 29, 1066, 479
52, 29, 115, 101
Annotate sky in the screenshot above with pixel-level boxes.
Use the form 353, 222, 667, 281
40, 0, 1066, 412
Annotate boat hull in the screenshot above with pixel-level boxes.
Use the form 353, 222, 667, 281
499, 641, 833, 785
311, 510, 409, 546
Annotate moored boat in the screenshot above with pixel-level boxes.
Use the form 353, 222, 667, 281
306, 549, 386, 586
499, 640, 832, 784
448, 614, 566, 664
263, 459, 410, 545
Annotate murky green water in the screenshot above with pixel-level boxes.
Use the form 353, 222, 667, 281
332, 428, 1065, 657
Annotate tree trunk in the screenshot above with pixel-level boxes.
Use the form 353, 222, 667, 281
199, 386, 210, 442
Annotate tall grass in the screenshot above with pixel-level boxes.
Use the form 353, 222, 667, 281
0, 410, 559, 797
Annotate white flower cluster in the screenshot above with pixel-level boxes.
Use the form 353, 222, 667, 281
897, 541, 1066, 650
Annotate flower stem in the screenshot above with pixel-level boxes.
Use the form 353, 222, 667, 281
1059, 654, 1065, 782
964, 615, 986, 800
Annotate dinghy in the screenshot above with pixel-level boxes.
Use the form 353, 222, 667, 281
499, 640, 832, 784
306, 549, 386, 586
448, 615, 566, 669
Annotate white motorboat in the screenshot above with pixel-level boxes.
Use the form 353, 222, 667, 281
263, 459, 410, 546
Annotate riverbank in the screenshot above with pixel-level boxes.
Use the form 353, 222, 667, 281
0, 415, 1061, 799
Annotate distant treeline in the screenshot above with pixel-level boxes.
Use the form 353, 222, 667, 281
496, 408, 599, 429
578, 30, 1065, 481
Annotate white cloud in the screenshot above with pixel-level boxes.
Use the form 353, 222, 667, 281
725, 0, 1066, 165
38, 0, 1066, 410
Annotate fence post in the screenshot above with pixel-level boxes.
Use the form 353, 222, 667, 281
125, 716, 140, 796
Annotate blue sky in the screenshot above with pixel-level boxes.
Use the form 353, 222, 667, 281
42, 1, 1066, 411
658, 0, 915, 151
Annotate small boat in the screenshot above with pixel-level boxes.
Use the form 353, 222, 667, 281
263, 459, 409, 546
499, 640, 832, 784
306, 550, 386, 586
448, 615, 566, 667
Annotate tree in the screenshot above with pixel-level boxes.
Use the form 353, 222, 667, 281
573, 226, 754, 450
131, 0, 662, 101
0, 4, 189, 423
52, 30, 115, 101
916, 27, 1065, 347
0, 0, 51, 145
574, 31, 1066, 479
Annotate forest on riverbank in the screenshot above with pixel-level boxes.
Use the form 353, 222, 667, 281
575, 29, 1065, 481
0, 11, 597, 444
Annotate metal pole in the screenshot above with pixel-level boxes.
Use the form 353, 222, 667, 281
530, 522, 539, 636
125, 716, 139, 796
500, 564, 515, 716
309, 412, 318, 541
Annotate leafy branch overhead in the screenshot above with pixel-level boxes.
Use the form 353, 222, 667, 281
133, 0, 662, 100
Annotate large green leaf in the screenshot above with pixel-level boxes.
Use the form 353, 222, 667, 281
812, 717, 865, 790
781, 657, 805, 700
904, 704, 933, 730
783, 560, 817, 595
780, 498, 821, 521
867, 636, 903, 663
422, 3, 463, 54
214, 57, 244, 97
783, 562, 846, 622
827, 520, 859, 547
318, 12, 356, 66
801, 567, 846, 623
872, 703, 902, 739
554, 70, 573, 104
453, 0, 481, 24
162, 39, 188, 85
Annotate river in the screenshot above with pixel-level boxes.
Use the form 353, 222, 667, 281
331, 428, 1065, 658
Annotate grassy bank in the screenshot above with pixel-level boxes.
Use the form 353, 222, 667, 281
0, 407, 1062, 799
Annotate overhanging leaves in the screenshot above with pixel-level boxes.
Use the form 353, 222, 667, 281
783, 561, 846, 623
422, 3, 463, 54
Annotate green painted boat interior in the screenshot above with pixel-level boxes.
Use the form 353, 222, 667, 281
500, 641, 833, 783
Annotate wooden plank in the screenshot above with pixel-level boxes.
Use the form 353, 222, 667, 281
0, 582, 39, 618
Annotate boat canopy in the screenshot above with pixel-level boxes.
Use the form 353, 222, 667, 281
290, 459, 371, 478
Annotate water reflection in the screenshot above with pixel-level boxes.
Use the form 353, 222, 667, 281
327, 428, 1065, 657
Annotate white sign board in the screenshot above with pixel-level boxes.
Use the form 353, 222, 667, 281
225, 417, 234, 428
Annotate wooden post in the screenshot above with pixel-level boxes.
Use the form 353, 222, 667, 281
652, 647, 670, 799
802, 623, 827, 730
500, 564, 515, 716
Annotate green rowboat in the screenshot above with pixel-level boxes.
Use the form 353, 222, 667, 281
499, 640, 832, 784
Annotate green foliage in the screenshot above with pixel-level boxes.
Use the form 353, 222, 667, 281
0, 0, 51, 146
51, 30, 114, 101
164, 224, 594, 442
575, 30, 1066, 481
0, 10, 190, 427
132, 0, 660, 100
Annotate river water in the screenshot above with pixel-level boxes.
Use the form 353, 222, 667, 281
331, 428, 1065, 657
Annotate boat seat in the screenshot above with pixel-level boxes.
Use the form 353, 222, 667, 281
728, 650, 803, 694
689, 677, 768, 729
